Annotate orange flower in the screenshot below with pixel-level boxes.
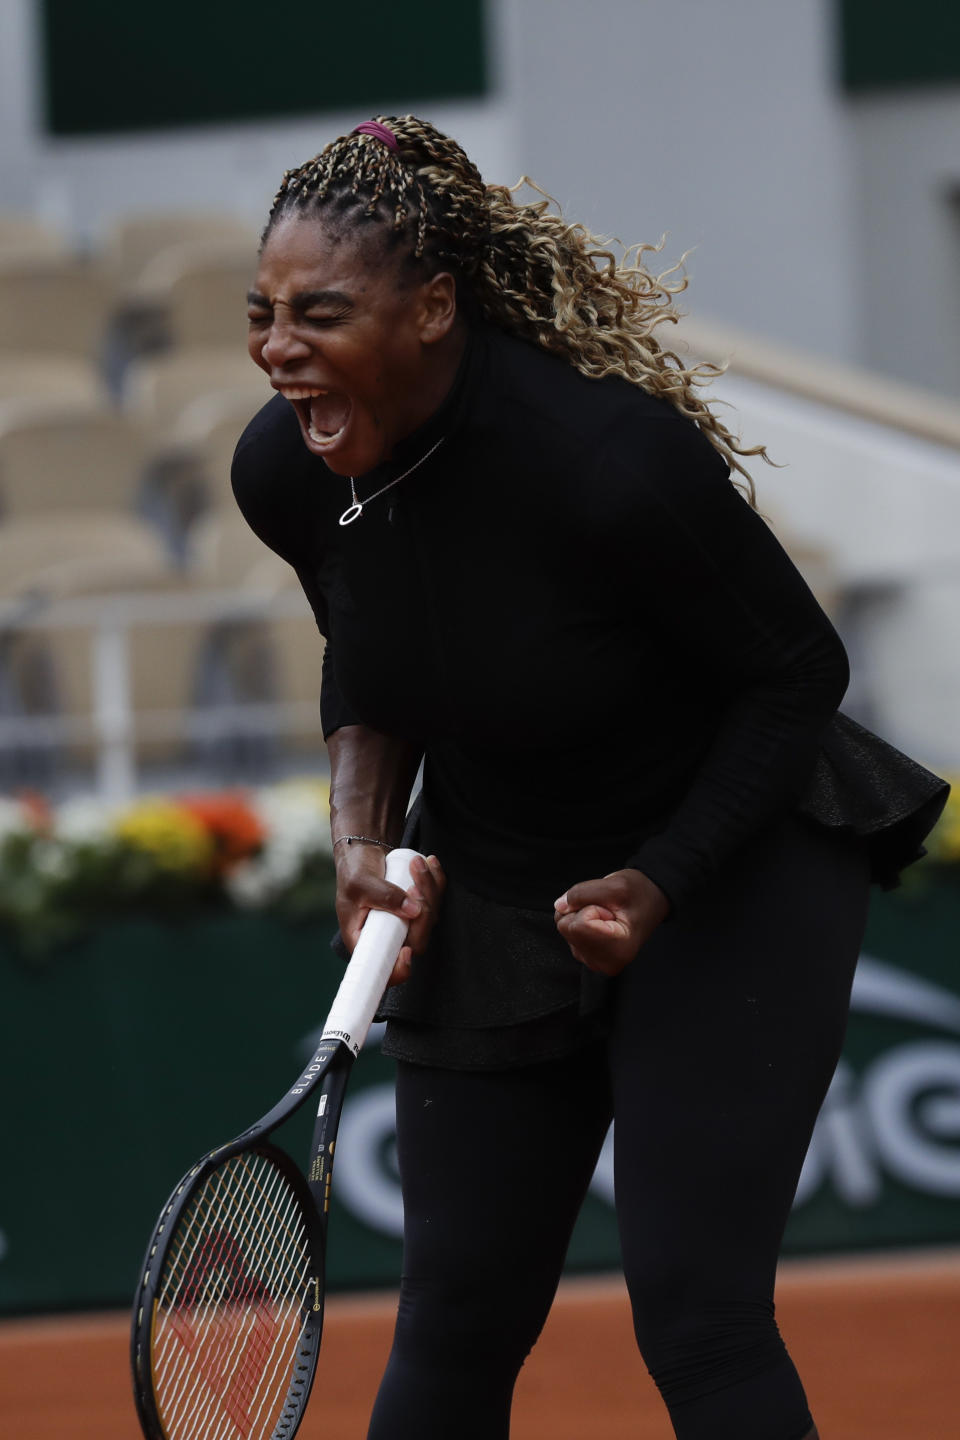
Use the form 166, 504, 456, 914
16, 790, 53, 833
176, 792, 266, 872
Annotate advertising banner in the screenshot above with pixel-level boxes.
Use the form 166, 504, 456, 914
0, 876, 958, 1314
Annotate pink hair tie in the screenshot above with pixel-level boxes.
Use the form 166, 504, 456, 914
353, 120, 399, 151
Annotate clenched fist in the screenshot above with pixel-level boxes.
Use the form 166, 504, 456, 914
554, 869, 671, 976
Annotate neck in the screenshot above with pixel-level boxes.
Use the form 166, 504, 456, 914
398, 321, 470, 447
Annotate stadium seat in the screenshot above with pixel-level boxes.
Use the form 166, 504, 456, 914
123, 345, 270, 436
19, 618, 207, 768
0, 602, 320, 777
140, 395, 269, 552
175, 396, 269, 507
103, 228, 257, 387
0, 354, 110, 426
266, 609, 325, 747
185, 509, 296, 592
0, 410, 149, 519
103, 211, 258, 291
0, 511, 173, 601
0, 213, 70, 263
0, 257, 113, 359
133, 240, 257, 350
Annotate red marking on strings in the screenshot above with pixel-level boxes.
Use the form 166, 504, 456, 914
168, 1228, 279, 1436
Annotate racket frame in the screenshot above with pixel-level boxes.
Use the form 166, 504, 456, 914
131, 846, 420, 1440
131, 1039, 352, 1440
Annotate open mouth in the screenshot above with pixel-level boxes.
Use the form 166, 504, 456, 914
278, 386, 352, 450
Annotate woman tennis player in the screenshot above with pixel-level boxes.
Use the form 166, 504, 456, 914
233, 116, 946, 1440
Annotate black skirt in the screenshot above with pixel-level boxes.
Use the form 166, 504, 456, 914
376, 875, 612, 1069
795, 711, 949, 887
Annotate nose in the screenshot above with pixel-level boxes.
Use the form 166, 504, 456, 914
260, 317, 311, 371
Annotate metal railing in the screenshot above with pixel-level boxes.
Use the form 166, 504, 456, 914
0, 585, 322, 801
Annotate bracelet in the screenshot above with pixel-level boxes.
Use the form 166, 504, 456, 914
332, 834, 396, 852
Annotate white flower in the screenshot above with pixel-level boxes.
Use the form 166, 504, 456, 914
55, 795, 116, 845
3, 774, 334, 911
0, 798, 29, 843
31, 838, 75, 882
223, 778, 332, 907
225, 859, 280, 907
256, 784, 331, 852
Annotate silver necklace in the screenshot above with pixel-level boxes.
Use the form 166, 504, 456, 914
338, 436, 446, 526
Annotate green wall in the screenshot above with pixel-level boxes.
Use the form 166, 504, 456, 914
4, 874, 960, 1315
40, 0, 487, 136
839, 0, 960, 92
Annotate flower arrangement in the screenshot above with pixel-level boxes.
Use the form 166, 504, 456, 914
0, 779, 336, 956
1, 773, 957, 957
924, 776, 960, 866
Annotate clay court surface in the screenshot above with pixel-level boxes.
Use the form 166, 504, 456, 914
2, 1250, 958, 1438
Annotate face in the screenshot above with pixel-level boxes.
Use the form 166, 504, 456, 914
248, 215, 453, 476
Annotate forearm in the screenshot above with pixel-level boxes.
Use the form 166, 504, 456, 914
326, 725, 435, 976
625, 663, 846, 908
327, 724, 423, 850
599, 416, 851, 908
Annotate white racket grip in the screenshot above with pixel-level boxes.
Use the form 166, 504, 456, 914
321, 847, 422, 1057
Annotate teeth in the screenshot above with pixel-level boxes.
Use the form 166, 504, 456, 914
308, 420, 345, 445
279, 386, 327, 400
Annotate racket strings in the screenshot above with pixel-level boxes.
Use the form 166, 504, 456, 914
156, 1158, 309, 1440
155, 1155, 309, 1440
157, 1184, 296, 1439
160, 1176, 297, 1438
151, 1150, 314, 1440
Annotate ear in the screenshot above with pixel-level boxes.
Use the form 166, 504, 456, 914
417, 271, 459, 344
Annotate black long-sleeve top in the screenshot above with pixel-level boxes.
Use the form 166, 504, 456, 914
232, 325, 849, 913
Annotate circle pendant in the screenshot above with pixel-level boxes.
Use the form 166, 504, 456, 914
338, 503, 364, 527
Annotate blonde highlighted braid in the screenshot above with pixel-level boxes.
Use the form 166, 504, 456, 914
267, 115, 768, 504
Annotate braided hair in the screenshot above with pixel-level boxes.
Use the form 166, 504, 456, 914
266, 115, 768, 502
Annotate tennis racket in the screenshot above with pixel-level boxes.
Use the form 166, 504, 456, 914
131, 846, 421, 1440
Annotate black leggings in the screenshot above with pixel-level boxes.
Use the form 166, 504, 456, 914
367, 817, 871, 1440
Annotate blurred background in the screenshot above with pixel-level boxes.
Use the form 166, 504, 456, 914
1, 0, 958, 801
1, 1, 959, 1435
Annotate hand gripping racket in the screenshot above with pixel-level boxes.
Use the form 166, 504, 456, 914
131, 847, 421, 1440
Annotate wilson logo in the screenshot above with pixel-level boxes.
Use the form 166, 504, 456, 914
162, 1230, 279, 1436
